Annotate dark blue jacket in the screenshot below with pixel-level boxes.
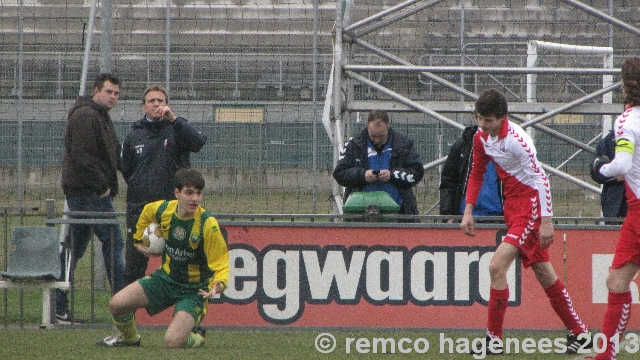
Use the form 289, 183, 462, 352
333, 127, 424, 215
592, 130, 627, 220
121, 117, 207, 205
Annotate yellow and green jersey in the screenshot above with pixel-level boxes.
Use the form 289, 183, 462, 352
134, 200, 229, 291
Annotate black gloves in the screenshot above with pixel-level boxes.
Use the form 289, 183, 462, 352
590, 155, 611, 184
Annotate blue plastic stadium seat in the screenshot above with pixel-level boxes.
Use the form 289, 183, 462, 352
1, 226, 60, 280
0, 226, 70, 328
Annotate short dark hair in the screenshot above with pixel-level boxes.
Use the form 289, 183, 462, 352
622, 57, 640, 107
174, 168, 205, 191
142, 85, 169, 105
475, 88, 508, 118
93, 73, 121, 90
367, 110, 390, 125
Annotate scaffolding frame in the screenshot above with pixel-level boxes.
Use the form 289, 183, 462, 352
327, 0, 640, 214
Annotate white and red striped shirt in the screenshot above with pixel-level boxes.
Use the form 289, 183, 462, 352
466, 119, 553, 217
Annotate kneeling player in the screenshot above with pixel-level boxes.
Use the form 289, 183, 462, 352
95, 168, 229, 348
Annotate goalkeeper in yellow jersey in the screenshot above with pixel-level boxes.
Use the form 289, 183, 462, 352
96, 168, 229, 348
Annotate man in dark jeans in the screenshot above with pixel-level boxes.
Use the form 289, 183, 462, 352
57, 73, 126, 323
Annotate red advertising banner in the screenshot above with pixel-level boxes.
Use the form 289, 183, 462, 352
136, 225, 629, 330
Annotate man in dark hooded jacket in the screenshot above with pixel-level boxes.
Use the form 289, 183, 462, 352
57, 73, 125, 323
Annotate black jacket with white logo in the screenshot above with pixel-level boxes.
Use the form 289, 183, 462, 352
333, 127, 424, 215
121, 117, 207, 205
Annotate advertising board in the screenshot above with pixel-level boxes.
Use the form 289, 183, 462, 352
137, 225, 628, 330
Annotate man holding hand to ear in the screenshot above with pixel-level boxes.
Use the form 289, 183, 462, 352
121, 85, 207, 286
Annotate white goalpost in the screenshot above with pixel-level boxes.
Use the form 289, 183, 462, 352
526, 40, 614, 140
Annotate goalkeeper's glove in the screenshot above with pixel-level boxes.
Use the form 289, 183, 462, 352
590, 155, 611, 184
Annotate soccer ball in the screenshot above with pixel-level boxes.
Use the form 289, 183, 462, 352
142, 222, 165, 254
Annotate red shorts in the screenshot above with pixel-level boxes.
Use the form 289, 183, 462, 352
502, 195, 549, 268
611, 209, 640, 269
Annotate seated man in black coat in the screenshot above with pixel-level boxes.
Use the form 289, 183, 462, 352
333, 110, 424, 217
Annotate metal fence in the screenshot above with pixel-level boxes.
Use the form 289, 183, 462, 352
2, 0, 640, 216
2, 0, 640, 326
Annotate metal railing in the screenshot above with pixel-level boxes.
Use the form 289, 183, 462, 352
0, 198, 623, 327
43, 200, 124, 325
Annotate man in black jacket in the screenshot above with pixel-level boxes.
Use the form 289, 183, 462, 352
333, 110, 424, 216
57, 73, 125, 323
439, 125, 503, 222
591, 129, 627, 224
121, 85, 207, 285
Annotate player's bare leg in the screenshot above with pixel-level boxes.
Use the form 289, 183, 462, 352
165, 310, 197, 348
109, 281, 150, 316
606, 262, 639, 293
530, 261, 557, 288
488, 242, 519, 289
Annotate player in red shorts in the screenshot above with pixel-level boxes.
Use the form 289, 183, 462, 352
461, 88, 591, 354
590, 57, 640, 360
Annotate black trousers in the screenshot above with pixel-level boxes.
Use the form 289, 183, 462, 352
124, 203, 149, 286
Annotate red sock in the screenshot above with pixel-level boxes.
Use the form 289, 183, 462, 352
487, 287, 509, 339
596, 291, 632, 360
544, 279, 588, 335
